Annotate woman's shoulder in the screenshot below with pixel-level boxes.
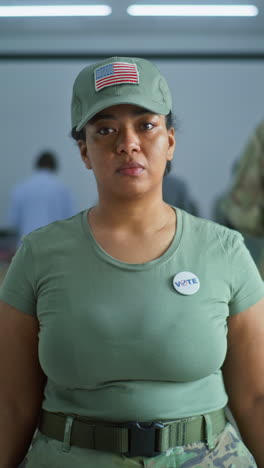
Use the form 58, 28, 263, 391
23, 211, 85, 249
179, 208, 243, 251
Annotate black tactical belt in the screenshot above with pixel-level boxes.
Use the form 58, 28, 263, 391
39, 408, 227, 457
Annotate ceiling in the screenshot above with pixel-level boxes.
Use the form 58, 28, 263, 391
0, 0, 264, 55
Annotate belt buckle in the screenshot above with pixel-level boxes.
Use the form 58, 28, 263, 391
124, 421, 164, 457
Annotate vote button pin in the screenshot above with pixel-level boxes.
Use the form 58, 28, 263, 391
172, 271, 200, 295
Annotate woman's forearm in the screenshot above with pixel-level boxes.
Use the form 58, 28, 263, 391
230, 399, 264, 468
0, 402, 38, 467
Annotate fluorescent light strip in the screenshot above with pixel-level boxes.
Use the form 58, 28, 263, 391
0, 5, 112, 17
127, 4, 259, 17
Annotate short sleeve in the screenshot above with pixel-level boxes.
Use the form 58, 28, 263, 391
0, 237, 36, 315
229, 232, 264, 315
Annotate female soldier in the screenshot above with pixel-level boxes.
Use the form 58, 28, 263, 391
1, 56, 264, 468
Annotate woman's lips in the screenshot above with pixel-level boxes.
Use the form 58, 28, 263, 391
117, 163, 145, 176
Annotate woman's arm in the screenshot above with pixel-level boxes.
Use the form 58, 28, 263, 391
0, 300, 46, 468
222, 297, 264, 468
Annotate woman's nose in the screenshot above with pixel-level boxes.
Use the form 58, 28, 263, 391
116, 127, 141, 155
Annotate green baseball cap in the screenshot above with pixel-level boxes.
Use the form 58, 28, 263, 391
71, 56, 172, 131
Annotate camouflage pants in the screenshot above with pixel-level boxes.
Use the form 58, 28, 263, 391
25, 423, 256, 468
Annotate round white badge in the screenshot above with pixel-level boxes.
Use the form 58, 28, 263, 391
172, 271, 200, 296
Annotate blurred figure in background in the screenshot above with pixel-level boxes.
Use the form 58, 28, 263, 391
8, 151, 75, 241
163, 161, 199, 215
213, 120, 264, 277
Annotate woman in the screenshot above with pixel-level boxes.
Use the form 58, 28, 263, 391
1, 56, 264, 468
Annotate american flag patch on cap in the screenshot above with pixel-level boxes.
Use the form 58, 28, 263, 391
94, 62, 139, 92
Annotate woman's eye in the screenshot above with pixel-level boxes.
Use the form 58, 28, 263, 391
143, 122, 155, 131
98, 127, 114, 135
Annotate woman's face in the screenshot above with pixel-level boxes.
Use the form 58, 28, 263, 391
78, 103, 175, 201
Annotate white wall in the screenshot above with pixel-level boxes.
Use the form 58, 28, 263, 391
1, 59, 264, 225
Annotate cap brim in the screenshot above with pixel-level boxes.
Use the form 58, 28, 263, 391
76, 95, 171, 131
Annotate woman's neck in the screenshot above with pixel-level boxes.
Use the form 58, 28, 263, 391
90, 196, 173, 235
87, 198, 177, 264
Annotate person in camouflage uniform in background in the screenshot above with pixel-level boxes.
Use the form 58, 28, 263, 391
219, 120, 264, 278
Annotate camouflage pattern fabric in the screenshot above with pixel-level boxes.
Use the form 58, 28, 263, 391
218, 120, 264, 277
25, 423, 256, 467
221, 120, 264, 237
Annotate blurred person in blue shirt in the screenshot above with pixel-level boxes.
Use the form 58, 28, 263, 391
8, 151, 75, 241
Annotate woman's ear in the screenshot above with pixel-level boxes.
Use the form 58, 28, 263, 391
167, 127, 176, 161
77, 140, 92, 170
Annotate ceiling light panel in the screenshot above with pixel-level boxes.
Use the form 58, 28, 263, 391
127, 4, 259, 17
0, 5, 112, 17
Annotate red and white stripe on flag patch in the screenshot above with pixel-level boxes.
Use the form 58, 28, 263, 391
94, 62, 139, 91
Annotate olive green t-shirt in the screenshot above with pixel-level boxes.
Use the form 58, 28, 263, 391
0, 208, 263, 421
